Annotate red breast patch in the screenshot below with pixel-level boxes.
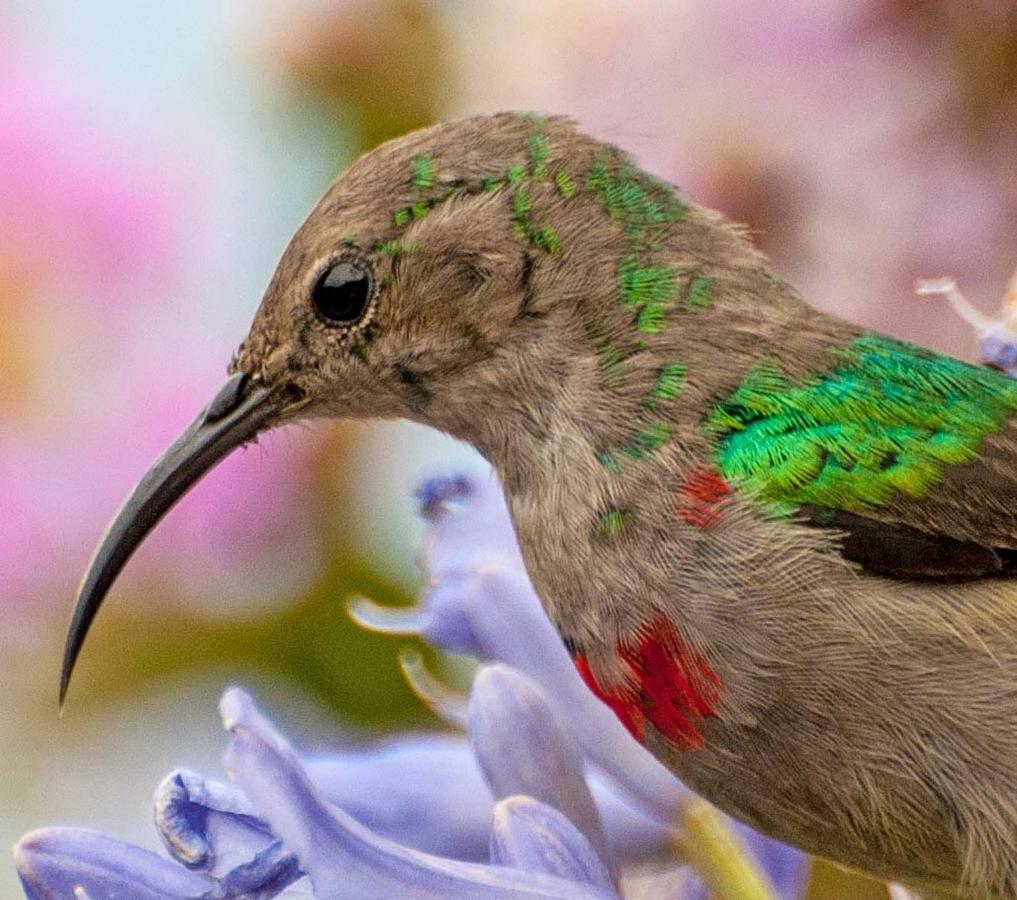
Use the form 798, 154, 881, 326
572, 617, 722, 751
676, 467, 731, 528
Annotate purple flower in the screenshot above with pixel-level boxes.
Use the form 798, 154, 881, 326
15, 828, 222, 900
15, 687, 620, 899
222, 688, 617, 898
14, 473, 807, 898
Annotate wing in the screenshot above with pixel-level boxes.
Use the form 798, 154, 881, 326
707, 335, 1017, 579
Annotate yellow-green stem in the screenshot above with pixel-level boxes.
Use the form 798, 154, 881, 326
673, 797, 776, 900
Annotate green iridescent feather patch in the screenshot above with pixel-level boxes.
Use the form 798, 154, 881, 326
527, 133, 549, 179
503, 128, 565, 254
554, 171, 576, 198
586, 152, 686, 344
620, 421, 675, 460
643, 364, 687, 408
685, 276, 713, 310
706, 335, 1017, 513
410, 154, 436, 190
598, 509, 634, 536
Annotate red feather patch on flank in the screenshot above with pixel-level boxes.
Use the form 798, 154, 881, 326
572, 618, 722, 751
676, 467, 731, 527
573, 655, 645, 740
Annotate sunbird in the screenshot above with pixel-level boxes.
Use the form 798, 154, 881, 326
63, 113, 1017, 898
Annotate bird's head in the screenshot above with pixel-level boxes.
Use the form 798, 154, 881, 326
59, 112, 625, 699
61, 111, 747, 700
233, 113, 582, 435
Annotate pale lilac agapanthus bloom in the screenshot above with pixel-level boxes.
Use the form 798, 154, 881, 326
16, 685, 616, 899
14, 470, 809, 898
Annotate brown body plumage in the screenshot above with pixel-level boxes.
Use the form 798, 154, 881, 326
65, 113, 1017, 897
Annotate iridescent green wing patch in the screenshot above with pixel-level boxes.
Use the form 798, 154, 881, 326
706, 335, 1017, 513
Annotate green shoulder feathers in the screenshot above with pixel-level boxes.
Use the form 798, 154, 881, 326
706, 335, 1017, 513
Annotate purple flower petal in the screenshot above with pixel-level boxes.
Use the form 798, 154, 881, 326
213, 841, 303, 899
587, 785, 677, 867
14, 827, 216, 900
306, 728, 678, 867
220, 687, 617, 899
490, 797, 615, 893
416, 474, 475, 521
735, 825, 809, 900
979, 328, 1017, 376
154, 767, 300, 892
304, 733, 493, 861
468, 664, 609, 868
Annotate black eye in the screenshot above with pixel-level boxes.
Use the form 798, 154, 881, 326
312, 260, 374, 326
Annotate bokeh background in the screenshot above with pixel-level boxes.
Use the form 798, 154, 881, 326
2, 1, 1016, 896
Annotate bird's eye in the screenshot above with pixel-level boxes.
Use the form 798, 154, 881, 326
312, 260, 374, 326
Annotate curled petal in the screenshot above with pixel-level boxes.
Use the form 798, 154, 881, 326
213, 841, 303, 899
468, 664, 609, 867
14, 827, 216, 900
491, 797, 615, 893
221, 688, 616, 899
398, 647, 469, 729
154, 768, 299, 891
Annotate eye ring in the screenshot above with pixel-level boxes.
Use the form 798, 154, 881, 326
311, 259, 375, 327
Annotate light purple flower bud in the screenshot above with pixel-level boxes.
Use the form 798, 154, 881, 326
14, 827, 217, 899
220, 687, 618, 899
469, 664, 609, 867
491, 796, 615, 893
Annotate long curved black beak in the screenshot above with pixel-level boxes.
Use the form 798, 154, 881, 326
60, 372, 294, 706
